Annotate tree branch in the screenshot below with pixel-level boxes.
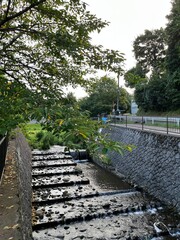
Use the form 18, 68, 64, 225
0, 26, 41, 34
5, 0, 11, 19
1, 69, 22, 84
0, 0, 46, 28
0, 32, 22, 52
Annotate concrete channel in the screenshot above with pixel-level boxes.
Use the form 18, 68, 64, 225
32, 146, 180, 240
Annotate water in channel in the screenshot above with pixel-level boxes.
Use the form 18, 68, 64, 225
32, 149, 180, 240
77, 160, 180, 240
77, 161, 132, 191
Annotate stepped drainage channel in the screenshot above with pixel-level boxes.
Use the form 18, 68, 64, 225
32, 146, 180, 240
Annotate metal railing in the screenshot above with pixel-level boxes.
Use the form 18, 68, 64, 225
109, 115, 180, 135
0, 134, 8, 183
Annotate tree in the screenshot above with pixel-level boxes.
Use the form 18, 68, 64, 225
62, 92, 77, 106
0, 74, 32, 135
166, 0, 180, 74
165, 71, 180, 109
125, 0, 180, 113
0, 0, 124, 94
79, 76, 131, 117
165, 0, 180, 109
135, 73, 169, 112
0, 0, 125, 133
127, 28, 167, 112
124, 63, 147, 88
133, 28, 167, 75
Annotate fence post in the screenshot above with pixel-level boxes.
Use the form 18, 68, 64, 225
142, 116, 144, 130
167, 116, 169, 134
126, 115, 127, 128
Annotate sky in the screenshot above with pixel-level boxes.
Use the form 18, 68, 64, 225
71, 0, 172, 98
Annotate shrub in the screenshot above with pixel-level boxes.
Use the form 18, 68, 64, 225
36, 131, 44, 141
40, 132, 61, 150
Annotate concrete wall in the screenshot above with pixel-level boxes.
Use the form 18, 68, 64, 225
102, 125, 180, 212
15, 132, 32, 240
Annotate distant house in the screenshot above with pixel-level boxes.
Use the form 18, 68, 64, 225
131, 100, 138, 115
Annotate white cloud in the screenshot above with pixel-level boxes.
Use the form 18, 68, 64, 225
73, 0, 172, 98
86, 0, 171, 69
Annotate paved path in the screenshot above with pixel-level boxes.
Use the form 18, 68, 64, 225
111, 123, 180, 137
0, 140, 22, 240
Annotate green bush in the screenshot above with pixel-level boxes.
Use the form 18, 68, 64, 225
38, 132, 62, 150
20, 123, 64, 149
36, 131, 44, 141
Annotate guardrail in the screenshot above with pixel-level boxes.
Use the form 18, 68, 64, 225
0, 134, 8, 183
109, 115, 180, 135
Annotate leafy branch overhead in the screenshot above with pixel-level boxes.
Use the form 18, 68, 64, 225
0, 0, 129, 160
0, 0, 124, 95
37, 105, 134, 163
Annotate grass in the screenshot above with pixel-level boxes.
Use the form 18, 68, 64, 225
20, 123, 63, 150
23, 123, 43, 142
20, 123, 43, 149
137, 109, 180, 117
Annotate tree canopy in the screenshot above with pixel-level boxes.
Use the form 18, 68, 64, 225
124, 63, 147, 89
133, 28, 166, 75
0, 74, 31, 135
166, 0, 180, 74
0, 0, 125, 134
0, 0, 134, 159
79, 76, 131, 117
124, 0, 180, 113
0, 0, 124, 91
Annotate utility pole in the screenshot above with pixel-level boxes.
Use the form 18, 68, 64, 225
116, 70, 120, 115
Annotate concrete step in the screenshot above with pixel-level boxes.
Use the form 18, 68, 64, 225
32, 154, 72, 161
32, 185, 99, 205
32, 160, 76, 168
32, 174, 90, 188
32, 191, 162, 230
32, 166, 82, 176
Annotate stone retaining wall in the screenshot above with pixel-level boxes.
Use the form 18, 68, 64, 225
15, 132, 32, 240
102, 125, 180, 212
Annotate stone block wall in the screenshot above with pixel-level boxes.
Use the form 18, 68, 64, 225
15, 132, 32, 240
103, 125, 180, 212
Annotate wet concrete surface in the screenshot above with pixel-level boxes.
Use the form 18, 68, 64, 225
32, 174, 90, 188
32, 213, 164, 240
33, 185, 99, 204
77, 162, 131, 192
32, 192, 161, 228
32, 159, 76, 168
32, 146, 180, 240
32, 166, 82, 176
